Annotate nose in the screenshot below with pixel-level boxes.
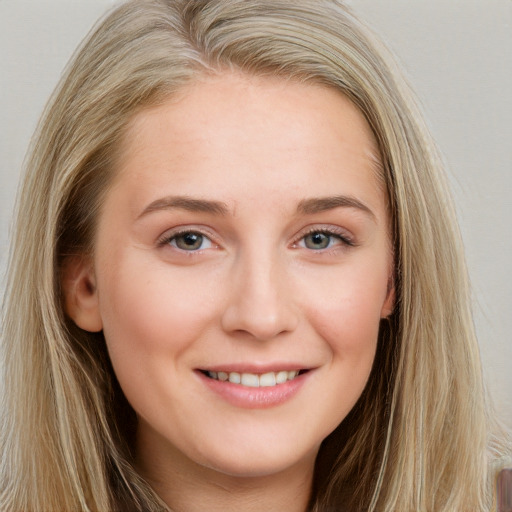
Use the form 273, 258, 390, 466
220, 251, 299, 341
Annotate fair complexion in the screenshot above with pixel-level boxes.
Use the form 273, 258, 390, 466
65, 73, 394, 512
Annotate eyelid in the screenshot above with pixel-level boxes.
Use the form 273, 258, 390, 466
155, 224, 355, 252
157, 226, 220, 250
293, 225, 355, 249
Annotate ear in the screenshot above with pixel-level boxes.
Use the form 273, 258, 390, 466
380, 275, 396, 318
61, 256, 103, 332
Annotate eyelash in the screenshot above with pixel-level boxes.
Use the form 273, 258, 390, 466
293, 227, 355, 252
157, 228, 216, 252
157, 226, 355, 253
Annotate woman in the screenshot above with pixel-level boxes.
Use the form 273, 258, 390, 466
1, 0, 510, 510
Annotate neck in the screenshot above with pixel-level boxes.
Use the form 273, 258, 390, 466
136, 431, 316, 512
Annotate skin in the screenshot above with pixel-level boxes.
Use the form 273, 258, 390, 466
65, 72, 394, 512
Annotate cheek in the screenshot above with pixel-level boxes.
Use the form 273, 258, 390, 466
299, 264, 388, 361
97, 256, 222, 374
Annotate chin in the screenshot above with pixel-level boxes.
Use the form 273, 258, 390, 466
192, 438, 320, 480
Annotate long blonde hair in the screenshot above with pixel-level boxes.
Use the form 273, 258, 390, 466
1, 1, 509, 510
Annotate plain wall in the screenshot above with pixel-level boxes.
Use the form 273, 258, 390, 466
1, 0, 511, 427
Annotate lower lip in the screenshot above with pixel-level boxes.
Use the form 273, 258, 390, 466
197, 371, 310, 409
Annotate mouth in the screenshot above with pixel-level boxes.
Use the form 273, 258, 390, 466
199, 369, 309, 388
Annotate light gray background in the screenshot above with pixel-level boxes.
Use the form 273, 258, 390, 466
1, 1, 511, 427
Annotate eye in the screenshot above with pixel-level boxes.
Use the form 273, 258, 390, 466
166, 231, 213, 251
298, 229, 352, 250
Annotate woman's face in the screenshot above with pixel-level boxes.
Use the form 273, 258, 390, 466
68, 73, 394, 480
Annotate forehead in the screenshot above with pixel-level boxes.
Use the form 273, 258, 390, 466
110, 72, 387, 218
121, 73, 381, 162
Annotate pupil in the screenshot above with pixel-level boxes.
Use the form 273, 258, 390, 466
184, 233, 199, 245
176, 232, 202, 250
306, 232, 329, 249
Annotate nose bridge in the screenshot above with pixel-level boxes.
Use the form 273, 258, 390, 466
221, 241, 298, 340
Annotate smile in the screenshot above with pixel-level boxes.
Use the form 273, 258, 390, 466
203, 370, 304, 388
198, 367, 311, 408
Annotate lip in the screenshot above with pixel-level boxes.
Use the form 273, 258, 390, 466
196, 367, 312, 409
200, 362, 310, 374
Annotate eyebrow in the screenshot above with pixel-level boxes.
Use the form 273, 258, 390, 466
138, 196, 230, 218
297, 195, 376, 220
138, 194, 375, 220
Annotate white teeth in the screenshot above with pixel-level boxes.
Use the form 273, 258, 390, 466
228, 372, 241, 384
241, 373, 259, 387
276, 371, 288, 384
259, 372, 276, 387
207, 369, 302, 387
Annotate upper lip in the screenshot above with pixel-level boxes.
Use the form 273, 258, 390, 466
197, 363, 314, 374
